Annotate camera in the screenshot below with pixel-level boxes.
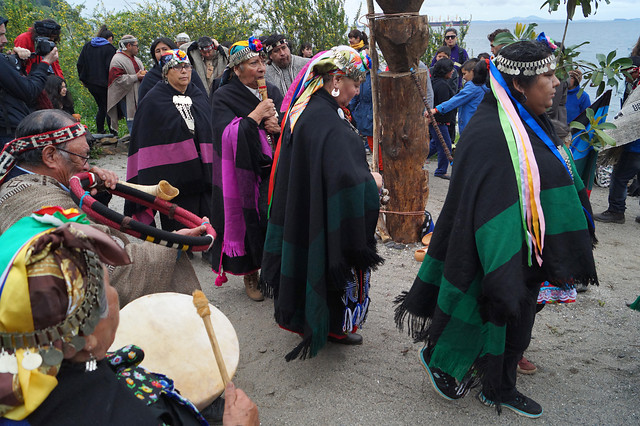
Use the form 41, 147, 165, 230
34, 37, 55, 57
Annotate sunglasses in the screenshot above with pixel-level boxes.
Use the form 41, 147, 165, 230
445, 35, 456, 40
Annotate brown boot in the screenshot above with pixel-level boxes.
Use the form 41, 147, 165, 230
244, 272, 264, 301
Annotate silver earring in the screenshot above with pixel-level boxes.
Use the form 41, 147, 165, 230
85, 354, 97, 372
331, 87, 340, 97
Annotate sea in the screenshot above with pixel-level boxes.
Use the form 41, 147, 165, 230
460, 20, 639, 116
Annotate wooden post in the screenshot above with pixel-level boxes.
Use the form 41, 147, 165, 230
378, 70, 430, 243
370, 10, 430, 243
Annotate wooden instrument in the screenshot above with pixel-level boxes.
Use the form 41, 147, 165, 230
257, 78, 277, 148
118, 179, 180, 201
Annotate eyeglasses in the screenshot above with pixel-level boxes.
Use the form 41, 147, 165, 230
445, 35, 456, 40
173, 64, 193, 71
57, 147, 90, 165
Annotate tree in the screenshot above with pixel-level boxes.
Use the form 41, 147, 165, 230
259, 0, 349, 53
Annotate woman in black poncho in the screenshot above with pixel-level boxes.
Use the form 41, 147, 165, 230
125, 49, 213, 232
209, 37, 283, 301
262, 46, 383, 361
395, 40, 598, 418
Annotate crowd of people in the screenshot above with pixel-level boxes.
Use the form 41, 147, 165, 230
1, 13, 639, 424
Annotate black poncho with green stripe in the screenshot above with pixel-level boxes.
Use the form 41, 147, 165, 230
262, 89, 383, 361
395, 94, 598, 393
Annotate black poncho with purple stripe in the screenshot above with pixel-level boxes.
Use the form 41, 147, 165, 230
125, 80, 213, 231
209, 75, 283, 276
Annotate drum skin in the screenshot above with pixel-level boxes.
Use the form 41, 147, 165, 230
109, 292, 239, 409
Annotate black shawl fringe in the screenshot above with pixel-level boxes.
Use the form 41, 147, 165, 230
393, 291, 431, 342
259, 275, 275, 299
284, 336, 312, 362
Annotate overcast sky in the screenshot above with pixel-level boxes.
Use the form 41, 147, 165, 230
70, 0, 639, 22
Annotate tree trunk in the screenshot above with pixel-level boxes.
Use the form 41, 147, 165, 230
378, 69, 430, 243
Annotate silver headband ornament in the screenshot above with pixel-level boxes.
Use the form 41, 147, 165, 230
495, 54, 556, 76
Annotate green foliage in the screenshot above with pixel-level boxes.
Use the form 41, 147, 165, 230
0, 0, 350, 134
91, 0, 259, 69
570, 107, 617, 148
492, 23, 538, 47
541, 0, 611, 20
259, 0, 349, 53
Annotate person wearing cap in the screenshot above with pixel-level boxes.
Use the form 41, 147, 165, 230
209, 37, 283, 302
125, 49, 213, 233
175, 32, 190, 48
13, 18, 63, 78
0, 109, 205, 306
186, 36, 229, 97
593, 56, 640, 225
0, 16, 58, 147
106, 35, 146, 134
263, 34, 309, 98
0, 210, 259, 425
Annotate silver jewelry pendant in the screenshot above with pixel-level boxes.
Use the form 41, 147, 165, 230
68, 335, 86, 352
41, 347, 64, 366
0, 350, 18, 374
21, 349, 43, 371
85, 354, 97, 372
337, 108, 345, 120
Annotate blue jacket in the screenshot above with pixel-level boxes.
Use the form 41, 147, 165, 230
435, 81, 489, 134
349, 71, 373, 136
566, 86, 591, 123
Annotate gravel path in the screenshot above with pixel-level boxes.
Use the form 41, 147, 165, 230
95, 144, 640, 425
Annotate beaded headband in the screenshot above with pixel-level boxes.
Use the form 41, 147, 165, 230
161, 49, 191, 78
229, 36, 264, 68
0, 122, 87, 185
495, 54, 556, 76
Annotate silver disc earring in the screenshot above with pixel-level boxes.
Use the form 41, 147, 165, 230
331, 87, 340, 97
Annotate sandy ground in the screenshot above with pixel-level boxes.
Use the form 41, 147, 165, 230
94, 144, 640, 425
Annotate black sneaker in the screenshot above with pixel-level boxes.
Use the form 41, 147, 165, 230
636, 215, 640, 224
419, 347, 462, 400
478, 391, 543, 418
593, 209, 625, 224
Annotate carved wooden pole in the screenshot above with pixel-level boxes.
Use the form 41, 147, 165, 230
372, 5, 430, 243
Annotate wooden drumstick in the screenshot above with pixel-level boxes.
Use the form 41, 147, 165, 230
192, 290, 231, 385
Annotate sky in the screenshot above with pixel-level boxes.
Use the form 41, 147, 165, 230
69, 0, 640, 22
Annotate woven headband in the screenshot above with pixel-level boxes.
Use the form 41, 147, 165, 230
265, 38, 287, 55
0, 122, 86, 185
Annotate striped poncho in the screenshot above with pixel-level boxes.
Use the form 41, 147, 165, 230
262, 89, 383, 361
395, 92, 598, 396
